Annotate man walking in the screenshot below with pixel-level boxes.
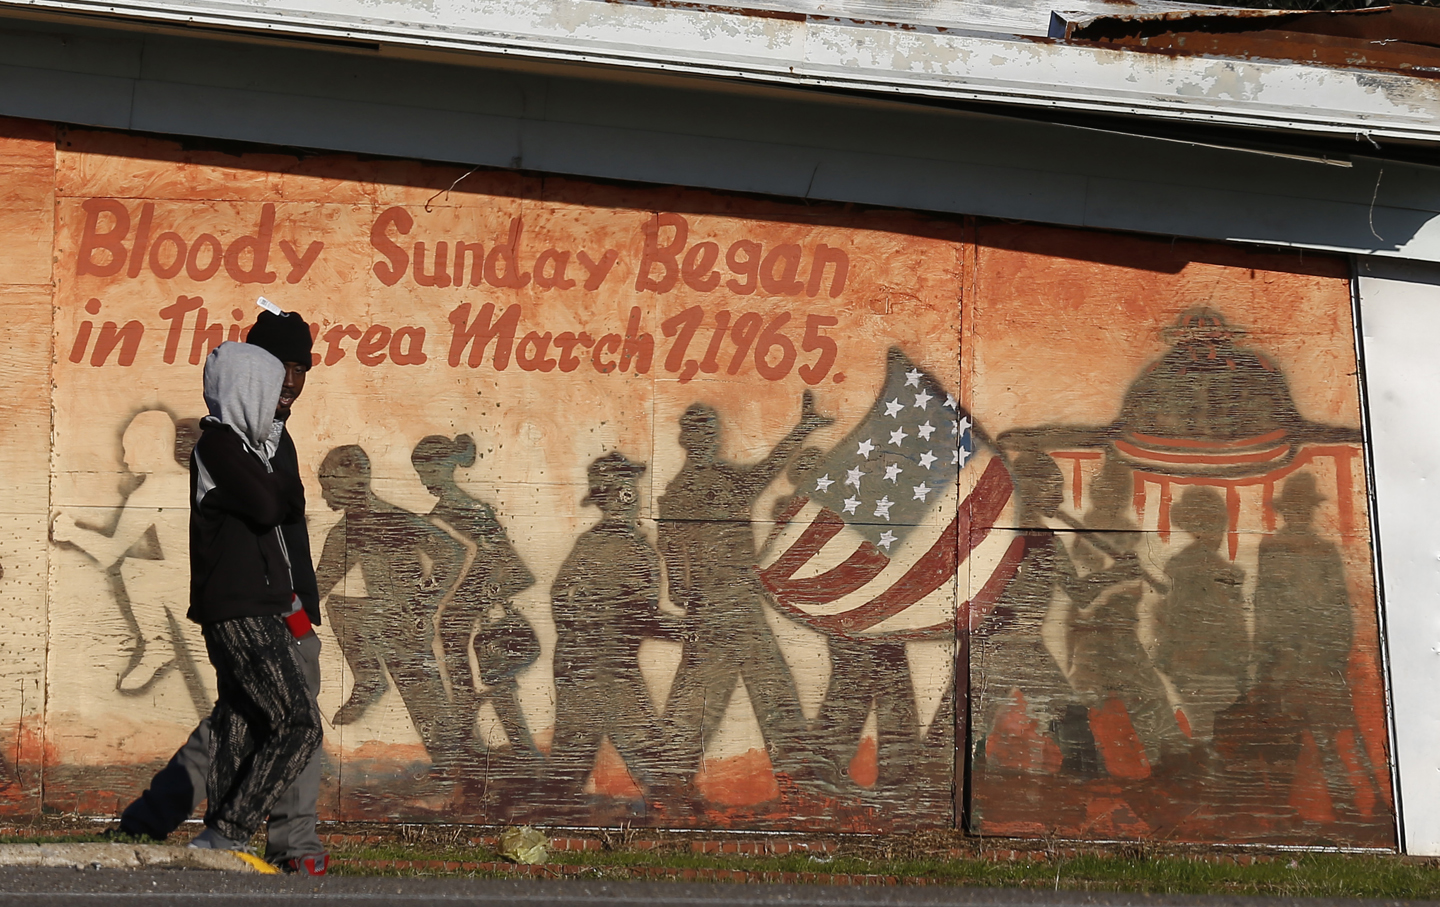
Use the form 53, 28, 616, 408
184, 337, 321, 853
116, 312, 328, 874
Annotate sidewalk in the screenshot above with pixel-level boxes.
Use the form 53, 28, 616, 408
0, 842, 267, 872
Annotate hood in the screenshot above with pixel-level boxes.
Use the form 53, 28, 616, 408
202, 341, 285, 452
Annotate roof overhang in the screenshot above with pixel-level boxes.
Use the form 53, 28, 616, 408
2, 0, 1437, 146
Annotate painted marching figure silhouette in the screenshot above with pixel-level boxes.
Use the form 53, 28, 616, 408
974, 451, 1097, 776
315, 444, 469, 767
549, 452, 689, 806
659, 390, 833, 790
410, 434, 540, 762
1251, 472, 1374, 814
52, 409, 208, 704
1066, 459, 1185, 771
774, 447, 921, 793
1155, 486, 1249, 749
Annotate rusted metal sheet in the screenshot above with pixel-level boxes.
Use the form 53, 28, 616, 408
0, 116, 1393, 844
1061, 5, 1440, 79
617, 0, 1240, 38
0, 0, 1437, 144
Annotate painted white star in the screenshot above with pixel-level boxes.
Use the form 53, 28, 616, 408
842, 496, 861, 515
874, 496, 894, 520
913, 389, 933, 409
956, 416, 972, 434
904, 368, 922, 388
856, 438, 875, 459
845, 466, 866, 489
815, 474, 834, 493
912, 483, 931, 502
884, 399, 905, 418
954, 444, 972, 466
877, 530, 897, 551
888, 427, 909, 446
884, 463, 903, 483
917, 422, 936, 441
943, 394, 957, 410
919, 450, 938, 469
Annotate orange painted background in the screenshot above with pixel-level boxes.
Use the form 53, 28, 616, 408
0, 116, 1393, 844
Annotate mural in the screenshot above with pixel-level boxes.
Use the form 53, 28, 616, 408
0, 116, 1393, 843
52, 410, 209, 711
966, 227, 1391, 845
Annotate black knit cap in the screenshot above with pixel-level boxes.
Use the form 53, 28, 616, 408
246, 310, 314, 368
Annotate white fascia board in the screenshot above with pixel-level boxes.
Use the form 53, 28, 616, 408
2, 0, 1438, 145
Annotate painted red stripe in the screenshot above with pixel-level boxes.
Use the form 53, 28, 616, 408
1115, 439, 1291, 465
963, 457, 1014, 550
829, 517, 959, 633
963, 534, 1031, 631
765, 544, 891, 605
1127, 428, 1287, 451
828, 456, 1013, 634
760, 508, 847, 583
803, 532, 1030, 641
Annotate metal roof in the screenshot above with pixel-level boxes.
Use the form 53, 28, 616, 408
1, 0, 1436, 145
0, 5, 1434, 265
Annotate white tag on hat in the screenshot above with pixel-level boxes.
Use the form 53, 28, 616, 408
256, 296, 284, 316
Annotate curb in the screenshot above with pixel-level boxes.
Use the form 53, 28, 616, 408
316, 834, 1283, 866
0, 843, 273, 872
319, 833, 838, 856
344, 859, 923, 885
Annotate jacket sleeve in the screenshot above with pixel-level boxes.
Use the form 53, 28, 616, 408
275, 431, 321, 622
195, 427, 304, 529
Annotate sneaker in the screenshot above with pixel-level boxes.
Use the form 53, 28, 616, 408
277, 853, 329, 875
187, 827, 251, 853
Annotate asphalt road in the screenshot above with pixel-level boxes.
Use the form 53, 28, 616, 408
0, 870, 1426, 907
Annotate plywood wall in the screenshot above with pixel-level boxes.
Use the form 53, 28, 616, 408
0, 117, 1393, 845
966, 226, 1390, 845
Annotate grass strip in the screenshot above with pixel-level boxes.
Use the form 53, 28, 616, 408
324, 842, 1440, 898
3, 820, 1436, 898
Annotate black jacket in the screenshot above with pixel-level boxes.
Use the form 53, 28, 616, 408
272, 428, 321, 624
188, 420, 309, 625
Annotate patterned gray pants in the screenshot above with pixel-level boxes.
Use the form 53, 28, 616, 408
202, 615, 323, 843
117, 630, 324, 860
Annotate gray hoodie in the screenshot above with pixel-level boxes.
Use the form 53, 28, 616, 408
202, 341, 284, 456
189, 342, 303, 625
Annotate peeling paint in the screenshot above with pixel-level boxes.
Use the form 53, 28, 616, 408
0, 0, 1436, 141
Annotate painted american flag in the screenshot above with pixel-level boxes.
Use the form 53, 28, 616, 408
759, 348, 1025, 641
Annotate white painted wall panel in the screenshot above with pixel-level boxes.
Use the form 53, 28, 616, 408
1358, 259, 1440, 855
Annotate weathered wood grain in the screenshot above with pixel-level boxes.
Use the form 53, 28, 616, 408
965, 224, 1390, 846
0, 119, 1393, 844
